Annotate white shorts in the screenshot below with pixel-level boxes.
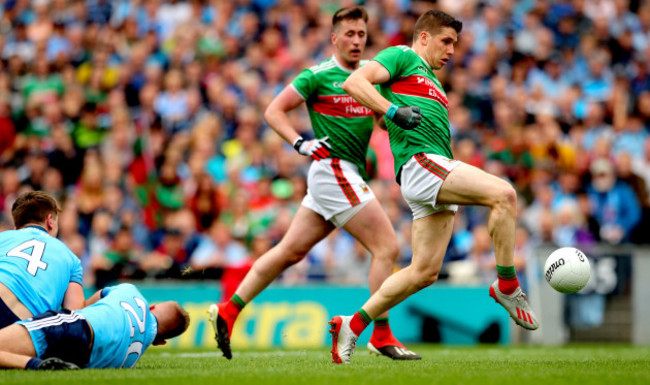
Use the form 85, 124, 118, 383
400, 153, 462, 220
302, 158, 375, 227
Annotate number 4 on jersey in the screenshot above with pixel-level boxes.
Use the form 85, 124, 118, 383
6, 239, 47, 276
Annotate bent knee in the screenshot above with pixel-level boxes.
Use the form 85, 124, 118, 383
491, 182, 517, 211
275, 243, 309, 265
412, 269, 440, 290
372, 240, 400, 263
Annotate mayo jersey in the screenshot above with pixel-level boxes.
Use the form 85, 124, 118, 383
78, 283, 157, 368
373, 45, 453, 176
291, 56, 375, 179
0, 226, 83, 315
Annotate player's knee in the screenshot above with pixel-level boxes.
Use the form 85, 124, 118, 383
373, 240, 400, 264
492, 183, 517, 214
413, 268, 440, 289
283, 247, 309, 266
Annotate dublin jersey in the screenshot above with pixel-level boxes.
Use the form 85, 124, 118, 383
0, 226, 83, 315
77, 284, 157, 368
291, 56, 375, 179
373, 45, 453, 176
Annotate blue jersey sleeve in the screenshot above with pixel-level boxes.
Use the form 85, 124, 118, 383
69, 250, 83, 285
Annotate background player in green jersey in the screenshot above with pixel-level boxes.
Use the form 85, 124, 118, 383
208, 6, 420, 361
329, 10, 539, 364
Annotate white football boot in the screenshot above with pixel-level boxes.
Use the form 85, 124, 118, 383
328, 315, 358, 364
489, 280, 539, 330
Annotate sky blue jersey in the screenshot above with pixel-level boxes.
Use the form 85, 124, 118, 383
0, 226, 83, 315
78, 284, 158, 368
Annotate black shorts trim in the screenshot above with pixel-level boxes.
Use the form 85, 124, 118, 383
30, 309, 93, 367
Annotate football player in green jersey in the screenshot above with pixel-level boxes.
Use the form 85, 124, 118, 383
208, 6, 420, 361
329, 10, 539, 364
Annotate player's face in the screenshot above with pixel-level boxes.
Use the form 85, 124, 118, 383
332, 18, 367, 68
425, 27, 458, 70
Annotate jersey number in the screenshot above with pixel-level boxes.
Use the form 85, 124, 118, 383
120, 297, 147, 368
6, 240, 47, 276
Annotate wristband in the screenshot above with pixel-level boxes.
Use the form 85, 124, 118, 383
386, 104, 399, 119
292, 137, 304, 152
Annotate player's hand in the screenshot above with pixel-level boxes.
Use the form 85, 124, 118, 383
293, 136, 331, 161
386, 104, 422, 130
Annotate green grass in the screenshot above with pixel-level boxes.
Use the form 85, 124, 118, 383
1, 345, 649, 385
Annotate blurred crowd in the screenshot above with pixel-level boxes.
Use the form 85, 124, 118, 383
0, 0, 649, 289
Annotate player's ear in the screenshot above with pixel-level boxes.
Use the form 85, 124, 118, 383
46, 213, 55, 230
331, 32, 337, 45
420, 31, 429, 45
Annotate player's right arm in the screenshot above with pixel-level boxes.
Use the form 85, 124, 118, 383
264, 85, 331, 161
62, 282, 84, 310
344, 60, 422, 130
63, 250, 85, 310
264, 85, 307, 145
343, 61, 393, 114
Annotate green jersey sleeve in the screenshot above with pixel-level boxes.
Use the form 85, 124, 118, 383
290, 68, 318, 100
372, 46, 410, 80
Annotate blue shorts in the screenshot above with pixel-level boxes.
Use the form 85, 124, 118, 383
0, 297, 20, 329
17, 309, 93, 367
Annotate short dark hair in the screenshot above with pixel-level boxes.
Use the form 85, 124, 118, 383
11, 191, 62, 229
332, 6, 368, 31
413, 10, 463, 41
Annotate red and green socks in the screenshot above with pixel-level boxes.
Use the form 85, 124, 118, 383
350, 308, 372, 336
497, 265, 519, 295
221, 294, 246, 324
370, 317, 404, 348
350, 311, 404, 348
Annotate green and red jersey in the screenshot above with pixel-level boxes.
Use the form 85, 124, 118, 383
291, 56, 375, 179
373, 45, 453, 176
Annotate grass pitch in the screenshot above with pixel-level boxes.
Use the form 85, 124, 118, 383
1, 345, 648, 385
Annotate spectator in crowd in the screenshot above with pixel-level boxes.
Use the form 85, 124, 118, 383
0, 0, 648, 289
587, 158, 641, 244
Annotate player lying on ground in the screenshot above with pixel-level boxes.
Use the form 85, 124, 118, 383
329, 10, 539, 364
208, 6, 420, 361
0, 283, 189, 370
0, 191, 84, 329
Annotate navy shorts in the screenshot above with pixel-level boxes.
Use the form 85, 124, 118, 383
0, 297, 20, 329
17, 309, 93, 367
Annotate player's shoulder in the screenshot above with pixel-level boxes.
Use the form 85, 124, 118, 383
109, 283, 145, 300
2, 227, 50, 245
385, 45, 412, 53
0, 229, 16, 241
110, 283, 139, 293
307, 57, 337, 75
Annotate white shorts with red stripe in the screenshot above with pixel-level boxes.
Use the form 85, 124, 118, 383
400, 153, 462, 220
302, 158, 375, 227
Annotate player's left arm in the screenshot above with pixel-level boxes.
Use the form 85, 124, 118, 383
62, 282, 85, 310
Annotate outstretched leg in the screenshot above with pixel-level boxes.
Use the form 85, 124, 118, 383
330, 211, 455, 364
209, 205, 334, 359
342, 199, 420, 360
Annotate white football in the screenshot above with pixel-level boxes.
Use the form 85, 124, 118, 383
544, 247, 591, 294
